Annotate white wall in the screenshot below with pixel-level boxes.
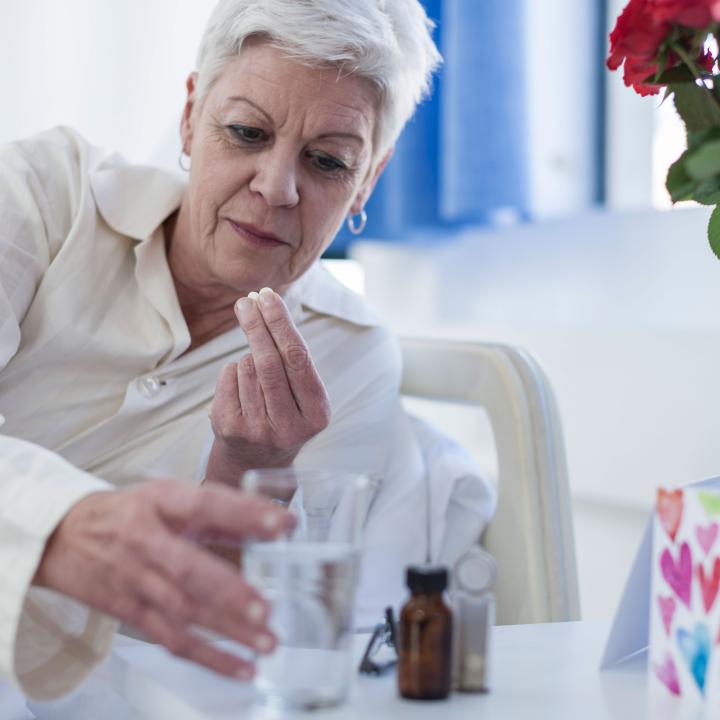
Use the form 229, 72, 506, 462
524, 0, 601, 218
604, 0, 656, 209
352, 206, 720, 618
355, 206, 720, 507
1, 0, 216, 168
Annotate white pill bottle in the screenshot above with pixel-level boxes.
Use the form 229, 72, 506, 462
450, 546, 497, 692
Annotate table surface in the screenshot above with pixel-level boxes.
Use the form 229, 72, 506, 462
0, 620, 672, 720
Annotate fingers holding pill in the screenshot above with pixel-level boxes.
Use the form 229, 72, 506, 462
207, 289, 330, 484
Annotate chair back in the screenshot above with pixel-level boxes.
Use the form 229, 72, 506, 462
400, 337, 580, 624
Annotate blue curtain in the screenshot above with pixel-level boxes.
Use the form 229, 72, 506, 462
328, 0, 528, 255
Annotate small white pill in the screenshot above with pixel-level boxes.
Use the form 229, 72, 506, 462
245, 600, 265, 623
261, 512, 280, 530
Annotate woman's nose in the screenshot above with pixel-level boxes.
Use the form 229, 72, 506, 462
248, 149, 300, 208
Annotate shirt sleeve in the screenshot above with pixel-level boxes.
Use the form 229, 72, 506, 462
294, 325, 428, 628
0, 130, 119, 700
0, 128, 81, 370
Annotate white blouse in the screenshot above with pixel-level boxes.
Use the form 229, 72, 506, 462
0, 127, 427, 700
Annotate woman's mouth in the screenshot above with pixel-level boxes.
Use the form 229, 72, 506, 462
227, 220, 287, 248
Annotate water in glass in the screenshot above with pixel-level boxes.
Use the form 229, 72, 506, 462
244, 540, 359, 709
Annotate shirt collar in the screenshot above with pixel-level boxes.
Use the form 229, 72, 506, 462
89, 160, 381, 330
287, 262, 382, 329
89, 160, 186, 241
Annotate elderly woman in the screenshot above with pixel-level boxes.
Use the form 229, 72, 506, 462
0, 0, 442, 701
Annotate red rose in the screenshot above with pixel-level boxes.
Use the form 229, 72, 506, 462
712, 0, 720, 20
622, 57, 662, 95
607, 0, 670, 68
648, 0, 712, 28
698, 48, 716, 73
607, 0, 671, 95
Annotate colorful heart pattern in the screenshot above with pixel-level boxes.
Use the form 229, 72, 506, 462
653, 488, 720, 700
654, 654, 681, 696
697, 558, 720, 614
658, 595, 676, 636
657, 488, 684, 542
699, 491, 720, 518
676, 624, 710, 695
660, 542, 692, 608
696, 523, 718, 555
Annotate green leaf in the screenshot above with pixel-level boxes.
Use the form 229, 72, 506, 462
707, 205, 720, 260
653, 47, 670, 83
648, 65, 696, 85
693, 178, 720, 205
687, 126, 720, 151
685, 140, 720, 180
672, 82, 720, 133
666, 154, 696, 201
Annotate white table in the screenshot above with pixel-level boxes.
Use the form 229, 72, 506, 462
3, 621, 659, 720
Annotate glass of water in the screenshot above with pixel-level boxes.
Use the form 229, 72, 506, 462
241, 468, 372, 710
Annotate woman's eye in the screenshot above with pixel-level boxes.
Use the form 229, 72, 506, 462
309, 152, 347, 173
229, 124, 267, 143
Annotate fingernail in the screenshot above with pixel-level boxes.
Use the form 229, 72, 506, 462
235, 297, 253, 321
255, 634, 274, 652
246, 600, 266, 624
236, 666, 254, 681
258, 287, 275, 307
261, 511, 280, 531
248, 291, 260, 301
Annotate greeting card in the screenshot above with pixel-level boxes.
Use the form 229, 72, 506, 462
650, 486, 720, 704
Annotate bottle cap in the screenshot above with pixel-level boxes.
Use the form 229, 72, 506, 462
406, 565, 448, 594
454, 547, 497, 594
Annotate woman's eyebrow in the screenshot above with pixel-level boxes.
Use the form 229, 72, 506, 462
222, 96, 367, 147
222, 96, 272, 124
316, 132, 365, 148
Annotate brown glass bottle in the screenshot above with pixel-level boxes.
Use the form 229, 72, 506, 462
398, 565, 453, 700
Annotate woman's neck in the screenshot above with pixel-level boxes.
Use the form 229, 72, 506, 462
164, 209, 240, 353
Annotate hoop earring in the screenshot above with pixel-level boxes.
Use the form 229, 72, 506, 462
347, 208, 367, 235
178, 151, 191, 172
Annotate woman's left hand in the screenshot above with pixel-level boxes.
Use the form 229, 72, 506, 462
206, 288, 331, 485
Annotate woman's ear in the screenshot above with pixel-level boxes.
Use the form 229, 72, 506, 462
349, 148, 394, 215
180, 72, 199, 155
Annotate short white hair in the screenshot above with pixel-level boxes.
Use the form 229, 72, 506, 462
195, 0, 442, 158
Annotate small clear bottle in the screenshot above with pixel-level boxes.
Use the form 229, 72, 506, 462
398, 565, 453, 700
450, 547, 497, 692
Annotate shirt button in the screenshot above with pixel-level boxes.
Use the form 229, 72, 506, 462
137, 376, 163, 399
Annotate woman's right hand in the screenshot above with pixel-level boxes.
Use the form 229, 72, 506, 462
33, 478, 294, 680
205, 288, 331, 486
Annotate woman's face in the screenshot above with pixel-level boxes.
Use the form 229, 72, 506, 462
178, 41, 386, 297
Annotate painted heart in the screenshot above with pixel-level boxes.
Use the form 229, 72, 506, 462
698, 491, 720, 518
657, 488, 683, 542
697, 522, 719, 554
660, 542, 692, 608
697, 558, 720, 613
677, 623, 711, 695
658, 595, 676, 635
653, 654, 680, 696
